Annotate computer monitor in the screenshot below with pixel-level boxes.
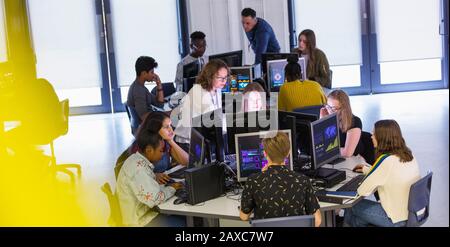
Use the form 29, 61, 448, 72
235, 130, 294, 182
278, 111, 318, 160
310, 113, 340, 170
183, 60, 201, 79
209, 50, 243, 67
226, 67, 252, 93
189, 128, 205, 168
261, 53, 298, 80
225, 110, 277, 155
267, 57, 307, 92
192, 109, 226, 162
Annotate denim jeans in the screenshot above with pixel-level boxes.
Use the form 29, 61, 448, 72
344, 199, 407, 227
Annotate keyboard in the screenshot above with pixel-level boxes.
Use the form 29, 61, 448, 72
165, 165, 187, 179
337, 175, 365, 192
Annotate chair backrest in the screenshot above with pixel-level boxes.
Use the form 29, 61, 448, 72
407, 172, 432, 227
59, 99, 70, 136
293, 105, 322, 118
101, 182, 123, 226
250, 215, 315, 227
360, 131, 375, 165
124, 102, 141, 135
114, 149, 131, 181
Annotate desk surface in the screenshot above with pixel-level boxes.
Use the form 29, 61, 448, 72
158, 156, 367, 220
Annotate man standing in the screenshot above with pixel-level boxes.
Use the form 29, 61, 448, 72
127, 56, 165, 122
174, 31, 207, 91
241, 8, 280, 65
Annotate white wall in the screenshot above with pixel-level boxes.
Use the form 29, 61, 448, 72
186, 0, 290, 65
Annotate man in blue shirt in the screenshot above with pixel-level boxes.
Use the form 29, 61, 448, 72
241, 8, 280, 65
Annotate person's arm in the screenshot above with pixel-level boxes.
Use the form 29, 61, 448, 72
357, 158, 390, 196
254, 30, 270, 64
313, 209, 322, 227
239, 179, 255, 221
168, 139, 189, 166
341, 127, 362, 158
152, 73, 165, 104
130, 168, 176, 208
313, 50, 331, 89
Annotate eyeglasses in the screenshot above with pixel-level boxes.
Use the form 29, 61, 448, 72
325, 104, 340, 112
215, 76, 229, 82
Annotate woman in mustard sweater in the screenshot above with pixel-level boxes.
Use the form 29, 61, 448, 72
278, 57, 326, 112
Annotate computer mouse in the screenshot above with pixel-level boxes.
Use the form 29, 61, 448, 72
352, 167, 363, 173
173, 197, 187, 205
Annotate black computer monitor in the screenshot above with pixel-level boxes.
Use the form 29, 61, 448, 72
209, 50, 243, 67
235, 130, 293, 182
183, 77, 196, 93
267, 57, 307, 92
310, 113, 340, 170
189, 128, 205, 168
225, 110, 277, 154
192, 109, 226, 162
261, 53, 298, 80
183, 60, 201, 79
278, 111, 318, 160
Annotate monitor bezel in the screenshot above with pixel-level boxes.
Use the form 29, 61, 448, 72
235, 129, 294, 182
208, 50, 243, 67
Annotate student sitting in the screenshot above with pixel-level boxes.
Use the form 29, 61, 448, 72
127, 56, 165, 122
116, 128, 185, 227
174, 59, 229, 149
116, 111, 189, 184
278, 57, 326, 112
320, 89, 364, 158
241, 82, 266, 112
345, 120, 420, 227
239, 131, 322, 227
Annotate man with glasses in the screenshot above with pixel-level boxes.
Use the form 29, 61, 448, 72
174, 31, 208, 91
241, 8, 280, 65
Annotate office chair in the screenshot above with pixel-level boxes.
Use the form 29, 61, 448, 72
250, 215, 315, 227
360, 131, 375, 165
406, 171, 433, 227
114, 149, 130, 181
101, 182, 123, 226
51, 99, 82, 184
293, 105, 323, 118
124, 102, 141, 136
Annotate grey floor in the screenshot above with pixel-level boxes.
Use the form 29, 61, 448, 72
53, 89, 449, 227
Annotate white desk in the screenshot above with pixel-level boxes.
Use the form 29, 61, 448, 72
158, 155, 367, 227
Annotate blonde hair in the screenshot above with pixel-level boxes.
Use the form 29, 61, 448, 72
196, 59, 229, 91
327, 89, 353, 132
262, 132, 291, 164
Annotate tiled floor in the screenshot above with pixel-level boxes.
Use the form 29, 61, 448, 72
54, 89, 448, 227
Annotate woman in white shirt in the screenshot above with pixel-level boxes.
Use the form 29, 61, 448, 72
344, 119, 420, 227
174, 59, 229, 147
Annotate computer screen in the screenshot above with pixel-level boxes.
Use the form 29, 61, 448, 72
267, 58, 307, 92
225, 110, 277, 155
189, 128, 205, 168
310, 113, 340, 169
235, 130, 293, 182
192, 109, 226, 162
183, 60, 201, 79
209, 50, 243, 67
261, 53, 298, 80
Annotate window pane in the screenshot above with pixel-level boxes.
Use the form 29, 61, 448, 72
295, 0, 362, 88
56, 88, 102, 107
28, 0, 103, 89
110, 0, 180, 87
380, 59, 442, 84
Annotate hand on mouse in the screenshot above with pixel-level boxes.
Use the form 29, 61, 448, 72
170, 182, 183, 190
353, 164, 364, 173
156, 173, 171, 185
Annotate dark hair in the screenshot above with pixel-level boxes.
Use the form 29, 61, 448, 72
374, 120, 413, 162
284, 56, 302, 82
136, 111, 170, 136
190, 31, 206, 41
136, 128, 163, 152
135, 56, 158, 77
196, 59, 230, 91
241, 8, 256, 18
